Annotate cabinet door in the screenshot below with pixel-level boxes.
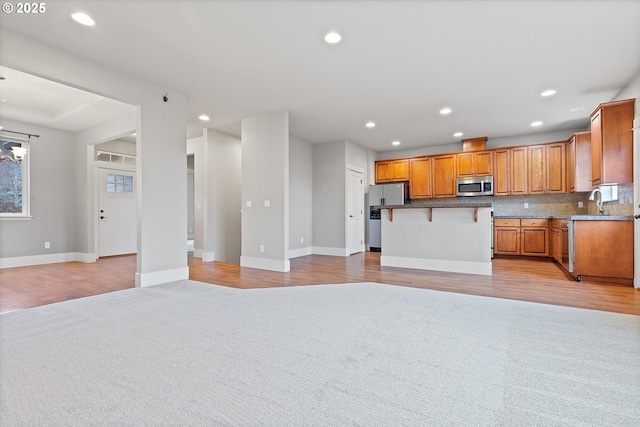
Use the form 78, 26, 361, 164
375, 161, 391, 183
456, 153, 474, 177
409, 158, 432, 199
546, 142, 566, 194
520, 228, 548, 256
474, 151, 493, 176
432, 155, 456, 198
493, 149, 509, 196
392, 159, 409, 181
590, 111, 602, 186
509, 147, 527, 195
599, 100, 634, 185
527, 145, 546, 194
494, 227, 520, 255
551, 228, 562, 263
567, 136, 576, 192
572, 132, 592, 192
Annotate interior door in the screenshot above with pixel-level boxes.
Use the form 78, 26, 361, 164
634, 117, 639, 289
98, 168, 137, 257
348, 169, 364, 255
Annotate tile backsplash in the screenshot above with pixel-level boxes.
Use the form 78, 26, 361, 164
592, 183, 634, 216
408, 187, 634, 217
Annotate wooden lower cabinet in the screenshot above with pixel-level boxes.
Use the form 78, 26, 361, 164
494, 218, 549, 257
573, 220, 633, 284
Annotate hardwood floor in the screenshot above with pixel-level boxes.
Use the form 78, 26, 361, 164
1, 253, 639, 315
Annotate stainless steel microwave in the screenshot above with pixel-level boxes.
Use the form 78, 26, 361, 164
456, 176, 493, 197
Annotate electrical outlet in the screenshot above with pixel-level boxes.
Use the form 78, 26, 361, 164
246, 200, 252, 208
264, 200, 270, 208
578, 201, 583, 208
260, 245, 264, 252
524, 203, 528, 209
44, 242, 50, 249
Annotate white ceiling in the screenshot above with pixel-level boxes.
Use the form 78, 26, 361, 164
0, 1, 638, 153
0, 66, 135, 133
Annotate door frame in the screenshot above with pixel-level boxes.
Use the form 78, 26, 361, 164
346, 164, 365, 255
94, 163, 137, 259
634, 115, 639, 289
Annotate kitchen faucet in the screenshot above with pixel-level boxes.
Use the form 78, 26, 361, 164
588, 188, 605, 215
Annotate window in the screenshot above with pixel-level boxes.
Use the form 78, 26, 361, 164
96, 150, 135, 166
107, 174, 134, 193
0, 139, 30, 217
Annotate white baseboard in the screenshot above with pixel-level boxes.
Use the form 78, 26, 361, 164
288, 246, 313, 259
0, 252, 96, 269
380, 255, 492, 276
240, 256, 290, 272
312, 247, 349, 257
135, 266, 189, 287
201, 251, 215, 262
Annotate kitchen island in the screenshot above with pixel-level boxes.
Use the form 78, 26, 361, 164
378, 204, 493, 276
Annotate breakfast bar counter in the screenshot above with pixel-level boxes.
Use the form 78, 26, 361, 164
377, 204, 493, 276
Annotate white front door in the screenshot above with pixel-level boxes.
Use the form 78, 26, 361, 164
348, 168, 364, 254
98, 168, 137, 257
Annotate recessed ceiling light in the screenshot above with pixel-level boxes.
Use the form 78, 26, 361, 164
541, 89, 556, 97
71, 12, 95, 26
198, 115, 210, 121
440, 107, 452, 115
365, 121, 376, 128
324, 32, 342, 44
0, 98, 6, 103
453, 132, 463, 137
392, 140, 401, 146
569, 106, 584, 112
531, 121, 543, 127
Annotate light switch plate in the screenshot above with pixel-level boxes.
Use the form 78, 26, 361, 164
246, 201, 252, 208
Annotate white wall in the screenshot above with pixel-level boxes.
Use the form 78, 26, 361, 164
1, 29, 189, 286
289, 135, 314, 258
312, 141, 346, 255
241, 111, 290, 272
0, 119, 76, 260
96, 139, 136, 156
204, 129, 241, 264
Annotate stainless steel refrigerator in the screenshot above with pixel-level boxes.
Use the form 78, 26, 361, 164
368, 183, 406, 251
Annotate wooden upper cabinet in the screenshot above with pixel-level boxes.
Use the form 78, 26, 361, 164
568, 131, 592, 192
527, 145, 546, 194
546, 142, 566, 194
375, 161, 392, 182
509, 147, 527, 196
590, 99, 634, 185
409, 157, 432, 199
456, 151, 493, 177
432, 154, 456, 198
522, 142, 567, 195
375, 159, 409, 183
493, 149, 509, 196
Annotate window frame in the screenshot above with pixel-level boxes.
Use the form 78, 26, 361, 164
0, 139, 31, 220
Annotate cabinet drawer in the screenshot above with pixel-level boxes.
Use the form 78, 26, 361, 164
494, 218, 520, 227
521, 218, 549, 228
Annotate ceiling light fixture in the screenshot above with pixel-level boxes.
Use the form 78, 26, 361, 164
0, 98, 6, 103
440, 107, 452, 115
531, 121, 543, 127
453, 132, 463, 138
71, 12, 95, 26
198, 115, 210, 121
392, 140, 401, 146
365, 121, 376, 128
324, 31, 342, 44
569, 106, 584, 112
541, 89, 556, 97
0, 129, 39, 164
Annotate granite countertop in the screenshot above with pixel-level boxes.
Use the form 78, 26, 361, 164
376, 203, 493, 209
494, 214, 633, 221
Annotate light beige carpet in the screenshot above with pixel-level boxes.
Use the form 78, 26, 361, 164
1, 281, 638, 426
